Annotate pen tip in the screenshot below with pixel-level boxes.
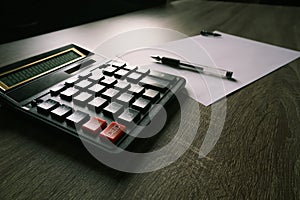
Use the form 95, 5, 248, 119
151, 55, 161, 61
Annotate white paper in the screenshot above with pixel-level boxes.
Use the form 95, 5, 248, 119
119, 31, 300, 106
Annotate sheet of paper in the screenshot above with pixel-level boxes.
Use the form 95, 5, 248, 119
118, 31, 300, 106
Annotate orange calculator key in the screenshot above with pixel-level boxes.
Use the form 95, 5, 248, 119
99, 122, 126, 143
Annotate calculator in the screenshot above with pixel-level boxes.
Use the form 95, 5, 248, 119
0, 44, 186, 152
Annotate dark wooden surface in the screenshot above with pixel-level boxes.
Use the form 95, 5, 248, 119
0, 0, 300, 199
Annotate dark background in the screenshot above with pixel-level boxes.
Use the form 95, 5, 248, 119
1, 0, 299, 44
0, 0, 166, 44
210, 0, 300, 6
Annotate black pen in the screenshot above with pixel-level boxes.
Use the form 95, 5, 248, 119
151, 56, 233, 79
200, 30, 222, 37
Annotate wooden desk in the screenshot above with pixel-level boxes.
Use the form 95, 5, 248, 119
0, 0, 299, 199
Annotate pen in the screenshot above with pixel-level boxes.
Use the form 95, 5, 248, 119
151, 56, 233, 79
200, 30, 222, 37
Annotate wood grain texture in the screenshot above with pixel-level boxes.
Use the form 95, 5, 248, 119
0, 0, 299, 199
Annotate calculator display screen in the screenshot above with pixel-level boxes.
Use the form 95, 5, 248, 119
0, 48, 86, 91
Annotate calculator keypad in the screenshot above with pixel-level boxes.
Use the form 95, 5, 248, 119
29, 60, 181, 149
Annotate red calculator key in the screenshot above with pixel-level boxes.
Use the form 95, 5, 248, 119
99, 122, 126, 143
82, 117, 107, 135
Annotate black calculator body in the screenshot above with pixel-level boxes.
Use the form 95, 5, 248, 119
0, 44, 186, 152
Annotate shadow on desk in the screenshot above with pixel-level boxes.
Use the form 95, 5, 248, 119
0, 106, 129, 177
